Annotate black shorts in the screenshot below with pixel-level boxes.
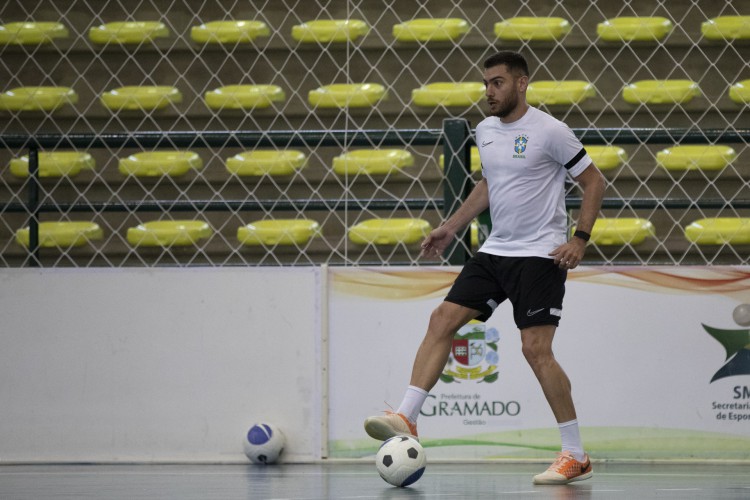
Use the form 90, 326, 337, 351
444, 253, 566, 329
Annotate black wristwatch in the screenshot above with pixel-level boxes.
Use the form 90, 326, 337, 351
573, 230, 591, 242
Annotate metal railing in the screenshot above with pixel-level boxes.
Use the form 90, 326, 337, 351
2, 121, 749, 266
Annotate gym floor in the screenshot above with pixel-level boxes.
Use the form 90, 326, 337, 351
1, 462, 749, 499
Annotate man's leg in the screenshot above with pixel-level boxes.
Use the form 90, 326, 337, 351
409, 301, 480, 391
363, 301, 479, 441
520, 325, 576, 423
521, 324, 592, 484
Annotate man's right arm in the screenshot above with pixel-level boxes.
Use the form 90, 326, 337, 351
420, 178, 490, 258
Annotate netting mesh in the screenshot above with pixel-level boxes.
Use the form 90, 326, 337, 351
0, 0, 748, 267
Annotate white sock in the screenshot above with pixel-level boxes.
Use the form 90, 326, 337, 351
396, 385, 429, 424
559, 419, 585, 462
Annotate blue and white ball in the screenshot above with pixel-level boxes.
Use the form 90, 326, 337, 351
243, 423, 285, 464
376, 436, 426, 487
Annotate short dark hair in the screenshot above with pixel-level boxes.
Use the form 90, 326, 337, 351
483, 51, 529, 77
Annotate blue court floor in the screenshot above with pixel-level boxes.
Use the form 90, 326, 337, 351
1, 462, 749, 499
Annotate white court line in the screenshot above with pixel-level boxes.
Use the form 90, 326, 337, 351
267, 495, 465, 500
1, 469, 748, 481
656, 488, 702, 492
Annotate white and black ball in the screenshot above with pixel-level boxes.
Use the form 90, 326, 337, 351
375, 435, 426, 487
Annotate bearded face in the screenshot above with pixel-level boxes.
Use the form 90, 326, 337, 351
483, 64, 527, 120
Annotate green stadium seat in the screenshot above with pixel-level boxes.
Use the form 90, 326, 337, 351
729, 80, 750, 104
308, 83, 386, 108
584, 218, 655, 245
685, 218, 750, 245
101, 86, 182, 111
0, 21, 68, 45
526, 81, 595, 106
439, 146, 481, 173
494, 17, 571, 41
596, 17, 673, 42
118, 151, 203, 177
701, 16, 750, 40
411, 82, 484, 107
89, 21, 169, 44
127, 220, 212, 247
656, 145, 736, 171
291, 19, 369, 42
190, 20, 270, 44
622, 80, 700, 104
0, 86, 77, 111
16, 221, 103, 248
225, 150, 306, 176
349, 218, 432, 245
10, 151, 95, 178
237, 219, 320, 246
584, 145, 627, 170
392, 18, 469, 41
333, 149, 414, 175
205, 85, 285, 110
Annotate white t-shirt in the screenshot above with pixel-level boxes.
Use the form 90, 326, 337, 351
475, 106, 591, 258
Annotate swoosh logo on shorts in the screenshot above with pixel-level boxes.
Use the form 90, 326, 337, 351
527, 308, 545, 316
481, 140, 494, 147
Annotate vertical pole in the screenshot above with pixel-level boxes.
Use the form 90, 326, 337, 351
28, 146, 40, 267
319, 264, 329, 459
442, 118, 472, 264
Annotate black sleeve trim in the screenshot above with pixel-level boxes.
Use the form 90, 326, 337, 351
564, 147, 587, 170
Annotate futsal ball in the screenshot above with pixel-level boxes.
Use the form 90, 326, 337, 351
243, 423, 285, 464
733, 303, 750, 327
375, 436, 426, 487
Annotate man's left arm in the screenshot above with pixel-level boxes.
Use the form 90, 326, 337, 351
549, 163, 606, 269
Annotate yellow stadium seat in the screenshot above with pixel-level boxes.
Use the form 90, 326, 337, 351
127, 220, 212, 247
596, 17, 673, 42
685, 218, 750, 245
89, 21, 169, 44
101, 86, 182, 111
118, 151, 203, 177
411, 82, 484, 107
701, 16, 750, 40
10, 151, 95, 178
190, 20, 270, 43
333, 149, 414, 175
226, 150, 306, 176
237, 219, 320, 246
308, 83, 386, 108
494, 17, 571, 41
439, 146, 481, 173
729, 80, 750, 104
16, 221, 103, 248
0, 22, 68, 45
0, 86, 77, 111
581, 218, 655, 245
527, 81, 595, 106
656, 145, 736, 171
392, 18, 469, 41
470, 220, 481, 247
622, 80, 700, 104
205, 85, 285, 110
292, 19, 369, 42
349, 218, 432, 245
584, 145, 627, 170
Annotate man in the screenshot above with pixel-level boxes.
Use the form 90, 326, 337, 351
363, 51, 606, 485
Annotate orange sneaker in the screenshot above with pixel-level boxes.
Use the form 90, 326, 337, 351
533, 451, 593, 485
363, 411, 419, 441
